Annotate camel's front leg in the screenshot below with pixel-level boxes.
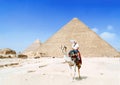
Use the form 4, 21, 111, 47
78, 68, 80, 78
78, 64, 81, 79
68, 64, 75, 80
68, 65, 73, 77
73, 64, 76, 80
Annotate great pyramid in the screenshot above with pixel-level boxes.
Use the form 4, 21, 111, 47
35, 18, 119, 57
23, 39, 42, 57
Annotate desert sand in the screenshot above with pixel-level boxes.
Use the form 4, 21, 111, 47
0, 57, 120, 85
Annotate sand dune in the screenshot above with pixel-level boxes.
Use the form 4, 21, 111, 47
0, 57, 120, 85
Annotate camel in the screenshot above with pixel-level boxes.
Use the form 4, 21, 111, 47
61, 45, 81, 80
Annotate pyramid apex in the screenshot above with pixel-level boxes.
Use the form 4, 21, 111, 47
34, 39, 41, 43
72, 17, 79, 20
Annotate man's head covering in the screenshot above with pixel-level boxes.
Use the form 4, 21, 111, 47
70, 40, 77, 43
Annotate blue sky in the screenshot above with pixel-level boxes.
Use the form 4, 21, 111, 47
0, 0, 120, 52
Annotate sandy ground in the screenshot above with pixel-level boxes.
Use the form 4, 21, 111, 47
0, 57, 120, 85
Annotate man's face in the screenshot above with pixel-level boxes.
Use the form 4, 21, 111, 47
74, 41, 76, 44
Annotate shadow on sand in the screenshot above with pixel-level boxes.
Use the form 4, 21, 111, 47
75, 76, 87, 81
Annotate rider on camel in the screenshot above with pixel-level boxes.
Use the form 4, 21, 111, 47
69, 40, 82, 65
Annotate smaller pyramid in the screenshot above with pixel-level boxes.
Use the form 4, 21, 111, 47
23, 39, 42, 57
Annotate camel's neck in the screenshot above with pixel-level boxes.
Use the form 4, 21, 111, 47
62, 49, 68, 56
